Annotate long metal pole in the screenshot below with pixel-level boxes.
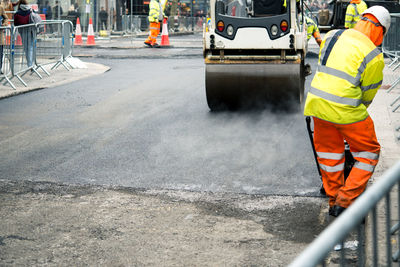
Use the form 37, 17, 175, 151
131, 0, 133, 31
191, 0, 193, 31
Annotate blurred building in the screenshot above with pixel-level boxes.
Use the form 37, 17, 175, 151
31, 0, 207, 32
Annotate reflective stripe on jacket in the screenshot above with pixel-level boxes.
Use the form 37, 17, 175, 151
148, 0, 163, 23
345, 1, 368, 28
304, 29, 384, 124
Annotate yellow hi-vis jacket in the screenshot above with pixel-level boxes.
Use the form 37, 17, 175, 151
304, 29, 384, 124
345, 1, 368, 28
148, 0, 164, 23
305, 16, 320, 41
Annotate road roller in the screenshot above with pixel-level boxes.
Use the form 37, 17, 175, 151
203, 0, 308, 110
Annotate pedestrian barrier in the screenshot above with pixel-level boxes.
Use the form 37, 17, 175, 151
382, 14, 400, 112
289, 160, 400, 267
12, 24, 42, 87
0, 26, 16, 89
0, 20, 75, 90
35, 20, 73, 75
121, 15, 148, 35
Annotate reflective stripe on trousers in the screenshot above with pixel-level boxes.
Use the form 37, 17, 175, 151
313, 116, 380, 208
145, 22, 160, 44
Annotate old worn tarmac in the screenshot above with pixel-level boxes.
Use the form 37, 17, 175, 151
0, 34, 400, 266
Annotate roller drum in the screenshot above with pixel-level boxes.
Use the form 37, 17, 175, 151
205, 63, 304, 110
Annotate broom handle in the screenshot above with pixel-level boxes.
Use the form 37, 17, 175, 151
306, 116, 322, 177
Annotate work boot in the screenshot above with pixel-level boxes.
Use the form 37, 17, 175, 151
152, 43, 161, 48
329, 205, 346, 217
305, 63, 312, 76
144, 41, 152, 48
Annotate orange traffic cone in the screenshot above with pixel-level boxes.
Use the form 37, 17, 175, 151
86, 18, 96, 46
160, 18, 170, 47
15, 33, 22, 46
74, 17, 82, 45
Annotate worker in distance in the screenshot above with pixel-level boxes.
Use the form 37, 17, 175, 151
303, 6, 391, 217
345, 0, 368, 29
144, 0, 166, 48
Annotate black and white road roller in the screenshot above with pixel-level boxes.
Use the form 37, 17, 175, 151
203, 0, 308, 110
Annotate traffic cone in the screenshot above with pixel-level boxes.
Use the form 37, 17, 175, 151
160, 18, 170, 47
39, 14, 47, 33
74, 17, 83, 45
86, 18, 96, 46
15, 33, 22, 46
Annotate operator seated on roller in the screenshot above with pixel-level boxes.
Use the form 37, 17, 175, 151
303, 6, 391, 217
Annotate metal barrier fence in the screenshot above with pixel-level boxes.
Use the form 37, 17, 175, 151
0, 20, 74, 90
0, 26, 15, 89
289, 160, 400, 267
382, 13, 400, 112
35, 20, 74, 74
12, 24, 41, 87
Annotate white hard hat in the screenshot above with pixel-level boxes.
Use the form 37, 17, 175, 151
362, 6, 391, 35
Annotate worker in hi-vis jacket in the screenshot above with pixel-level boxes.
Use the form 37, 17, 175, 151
304, 15, 322, 46
345, 0, 368, 28
303, 6, 391, 217
144, 0, 165, 48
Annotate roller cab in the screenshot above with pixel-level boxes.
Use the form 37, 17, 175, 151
203, 0, 308, 110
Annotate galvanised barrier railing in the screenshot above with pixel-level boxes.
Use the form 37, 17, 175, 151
289, 160, 400, 267
35, 20, 74, 73
12, 24, 42, 86
0, 20, 74, 89
382, 14, 400, 112
0, 26, 16, 89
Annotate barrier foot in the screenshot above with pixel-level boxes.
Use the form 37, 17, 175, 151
15, 75, 27, 87
393, 103, 400, 112
36, 65, 50, 77
63, 56, 75, 69
388, 57, 398, 68
387, 77, 400, 93
51, 60, 70, 71
51, 61, 60, 70
391, 95, 400, 107
31, 68, 43, 79
1, 75, 16, 90
58, 61, 70, 71
391, 222, 400, 234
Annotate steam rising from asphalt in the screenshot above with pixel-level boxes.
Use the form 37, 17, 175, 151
151, 106, 319, 196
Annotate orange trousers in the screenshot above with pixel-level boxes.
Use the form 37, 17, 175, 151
313, 116, 380, 208
145, 22, 160, 45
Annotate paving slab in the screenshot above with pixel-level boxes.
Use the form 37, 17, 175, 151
0, 61, 110, 100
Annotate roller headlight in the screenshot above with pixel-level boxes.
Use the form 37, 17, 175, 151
226, 25, 234, 36
271, 25, 279, 36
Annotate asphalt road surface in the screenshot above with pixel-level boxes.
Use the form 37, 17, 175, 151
0, 56, 320, 196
